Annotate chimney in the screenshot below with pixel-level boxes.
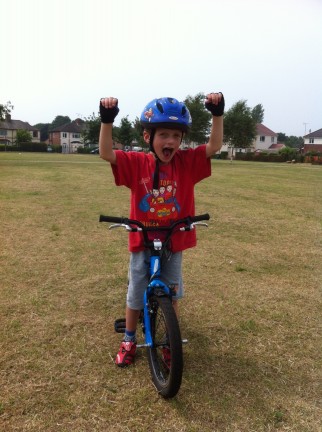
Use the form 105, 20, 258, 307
5, 113, 11, 122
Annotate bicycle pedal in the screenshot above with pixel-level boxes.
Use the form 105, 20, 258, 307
114, 318, 126, 333
182, 339, 188, 344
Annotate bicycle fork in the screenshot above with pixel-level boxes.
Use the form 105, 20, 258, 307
136, 281, 188, 348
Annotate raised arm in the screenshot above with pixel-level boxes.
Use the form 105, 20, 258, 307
98, 97, 119, 164
205, 92, 224, 158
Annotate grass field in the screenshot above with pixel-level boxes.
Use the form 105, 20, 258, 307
0, 152, 321, 432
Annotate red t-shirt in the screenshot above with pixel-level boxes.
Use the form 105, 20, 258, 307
111, 145, 211, 252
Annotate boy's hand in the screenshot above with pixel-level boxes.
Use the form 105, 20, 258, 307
99, 97, 119, 123
205, 92, 225, 117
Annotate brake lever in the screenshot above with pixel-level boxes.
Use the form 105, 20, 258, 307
179, 222, 208, 231
109, 223, 133, 231
193, 222, 208, 228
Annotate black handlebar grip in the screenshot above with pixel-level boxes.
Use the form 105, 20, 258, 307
99, 215, 125, 223
191, 213, 210, 222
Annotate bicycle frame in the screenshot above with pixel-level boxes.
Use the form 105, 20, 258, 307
142, 248, 172, 348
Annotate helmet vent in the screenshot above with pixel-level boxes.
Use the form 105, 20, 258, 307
182, 106, 187, 115
156, 102, 164, 113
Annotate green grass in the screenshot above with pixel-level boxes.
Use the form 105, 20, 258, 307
0, 152, 321, 431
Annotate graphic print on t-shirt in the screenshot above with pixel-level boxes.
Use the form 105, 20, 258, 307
139, 172, 180, 226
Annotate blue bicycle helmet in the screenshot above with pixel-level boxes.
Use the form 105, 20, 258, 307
140, 97, 192, 132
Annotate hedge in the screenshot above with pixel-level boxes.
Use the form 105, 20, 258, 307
234, 152, 306, 163
0, 142, 48, 152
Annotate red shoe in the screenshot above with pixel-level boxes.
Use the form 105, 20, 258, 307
115, 341, 137, 367
162, 347, 171, 369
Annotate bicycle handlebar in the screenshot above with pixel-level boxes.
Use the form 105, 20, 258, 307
99, 215, 132, 224
99, 213, 210, 248
99, 213, 210, 230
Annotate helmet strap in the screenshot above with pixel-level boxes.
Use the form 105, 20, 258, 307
149, 129, 156, 153
153, 158, 160, 191
149, 129, 161, 190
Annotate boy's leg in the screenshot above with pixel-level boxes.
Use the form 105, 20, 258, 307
115, 251, 148, 367
125, 306, 141, 333
115, 307, 141, 368
162, 252, 184, 310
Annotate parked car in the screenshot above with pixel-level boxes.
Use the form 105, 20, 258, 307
90, 148, 99, 154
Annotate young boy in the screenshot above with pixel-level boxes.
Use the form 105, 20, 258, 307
99, 93, 224, 367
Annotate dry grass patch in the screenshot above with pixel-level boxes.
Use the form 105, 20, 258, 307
0, 154, 321, 431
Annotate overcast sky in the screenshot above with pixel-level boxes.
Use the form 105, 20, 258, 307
1, 0, 321, 137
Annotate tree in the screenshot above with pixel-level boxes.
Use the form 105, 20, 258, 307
118, 116, 134, 147
277, 132, 287, 143
285, 135, 304, 149
16, 129, 32, 145
279, 146, 298, 160
133, 117, 146, 149
184, 93, 211, 144
34, 123, 50, 142
277, 132, 304, 149
0, 101, 14, 121
224, 100, 257, 151
50, 115, 71, 130
251, 104, 264, 124
82, 112, 101, 145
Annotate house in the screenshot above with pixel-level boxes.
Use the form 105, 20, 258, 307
253, 124, 278, 151
48, 118, 85, 153
221, 123, 279, 156
0, 114, 40, 145
303, 128, 322, 153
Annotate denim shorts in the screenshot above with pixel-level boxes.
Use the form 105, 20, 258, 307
126, 250, 184, 310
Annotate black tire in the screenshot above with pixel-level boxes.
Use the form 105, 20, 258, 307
147, 295, 183, 398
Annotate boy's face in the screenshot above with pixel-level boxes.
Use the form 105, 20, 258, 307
144, 128, 182, 164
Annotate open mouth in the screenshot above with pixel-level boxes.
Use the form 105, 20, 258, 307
162, 148, 174, 159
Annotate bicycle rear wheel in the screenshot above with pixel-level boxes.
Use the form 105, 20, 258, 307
147, 295, 183, 398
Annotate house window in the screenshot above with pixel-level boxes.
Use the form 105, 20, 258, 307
260, 136, 265, 142
0, 129, 7, 136
271, 136, 275, 143
62, 132, 67, 138
72, 133, 80, 138
309, 138, 314, 144
33, 131, 38, 138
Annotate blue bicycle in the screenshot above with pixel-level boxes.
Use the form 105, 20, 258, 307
99, 213, 210, 398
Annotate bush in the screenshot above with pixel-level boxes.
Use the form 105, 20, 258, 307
235, 152, 256, 161
77, 146, 91, 154
278, 146, 298, 161
19, 142, 48, 152
0, 142, 48, 152
306, 154, 322, 165
220, 151, 228, 160
0, 145, 15, 152
51, 145, 62, 153
235, 152, 287, 163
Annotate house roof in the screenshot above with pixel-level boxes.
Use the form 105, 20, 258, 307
50, 119, 85, 133
304, 128, 322, 138
269, 143, 285, 150
256, 123, 277, 137
0, 118, 39, 132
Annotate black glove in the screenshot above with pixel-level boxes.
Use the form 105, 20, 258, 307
99, 100, 119, 124
205, 93, 225, 117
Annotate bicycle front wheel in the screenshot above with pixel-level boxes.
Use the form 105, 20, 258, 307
147, 295, 183, 398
